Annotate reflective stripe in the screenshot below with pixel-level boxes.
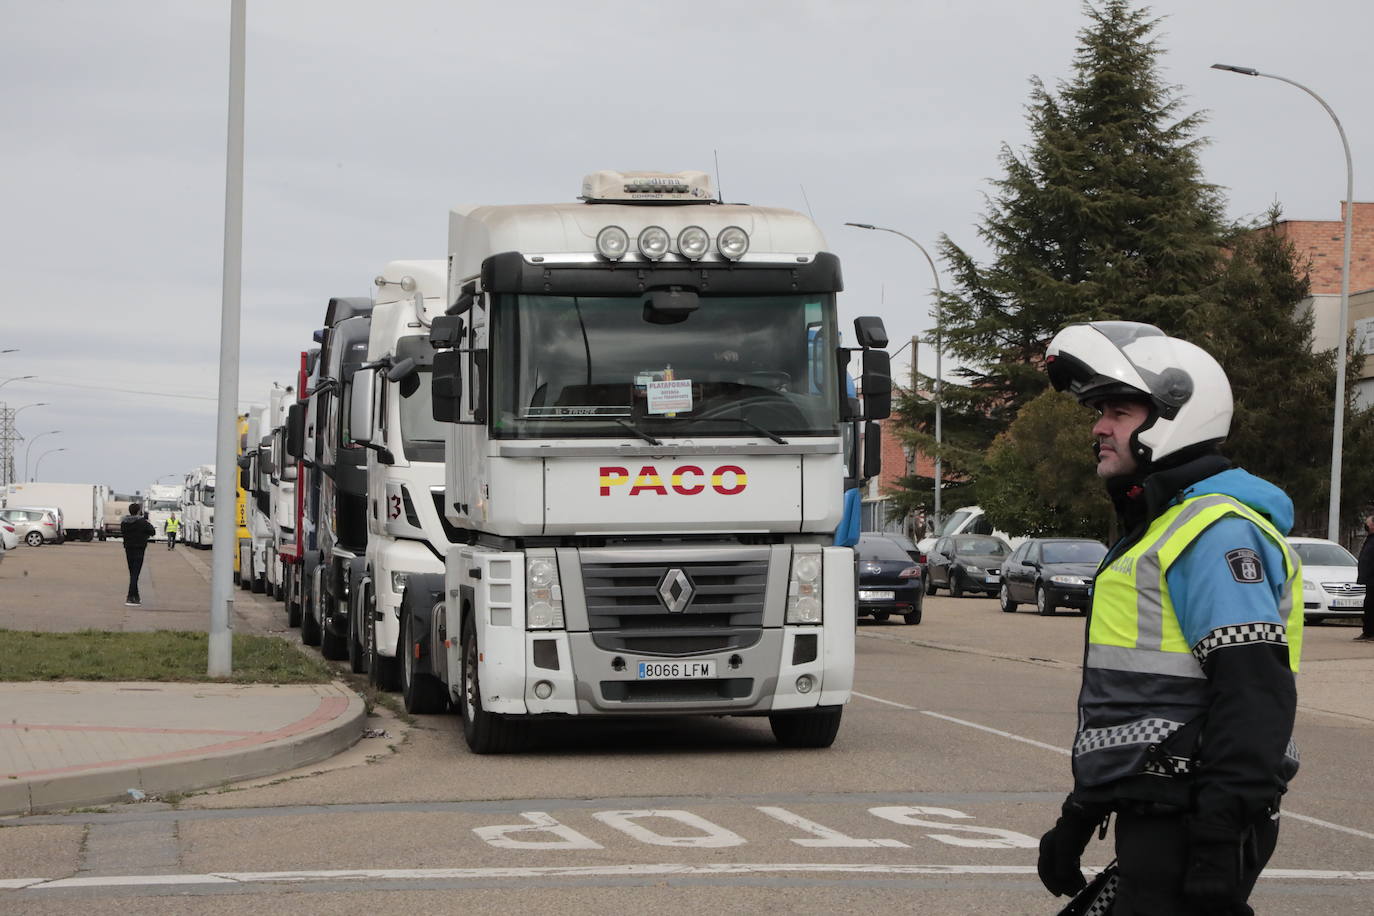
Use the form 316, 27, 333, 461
1074, 716, 1185, 756
1134, 494, 1236, 651
1086, 644, 1204, 679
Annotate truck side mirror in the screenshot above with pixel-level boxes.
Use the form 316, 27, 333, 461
286, 403, 304, 460
854, 315, 889, 349
430, 315, 465, 349
350, 370, 376, 447
861, 349, 891, 420
432, 350, 463, 422
239, 466, 250, 491
862, 420, 883, 481
387, 357, 417, 382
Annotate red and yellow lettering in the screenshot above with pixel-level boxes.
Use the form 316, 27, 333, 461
711, 465, 748, 495
629, 465, 668, 496
670, 465, 705, 495
599, 466, 630, 496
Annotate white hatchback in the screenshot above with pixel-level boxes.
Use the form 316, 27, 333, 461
1288, 537, 1365, 624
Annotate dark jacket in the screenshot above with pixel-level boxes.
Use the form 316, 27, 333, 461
1358, 532, 1374, 585
121, 514, 156, 550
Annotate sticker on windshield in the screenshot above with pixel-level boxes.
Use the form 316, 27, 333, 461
647, 379, 693, 415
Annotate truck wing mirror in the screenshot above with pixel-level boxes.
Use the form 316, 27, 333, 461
854, 315, 889, 349
861, 349, 891, 420
387, 357, 417, 382
349, 370, 376, 447
286, 403, 304, 460
432, 350, 463, 422
430, 315, 465, 349
862, 421, 883, 481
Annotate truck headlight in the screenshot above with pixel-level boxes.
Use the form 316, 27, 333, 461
526, 556, 564, 629
391, 570, 410, 594
787, 549, 823, 624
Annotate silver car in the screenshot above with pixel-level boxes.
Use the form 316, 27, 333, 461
0, 507, 63, 546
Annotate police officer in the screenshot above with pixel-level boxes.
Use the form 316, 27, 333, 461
1037, 321, 1301, 914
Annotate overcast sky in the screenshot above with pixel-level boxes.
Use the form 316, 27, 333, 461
2, 0, 1370, 495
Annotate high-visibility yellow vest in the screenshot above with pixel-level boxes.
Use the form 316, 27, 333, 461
1074, 492, 1302, 789
165, 517, 181, 533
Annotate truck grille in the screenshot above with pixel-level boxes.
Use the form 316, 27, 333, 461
581, 557, 768, 656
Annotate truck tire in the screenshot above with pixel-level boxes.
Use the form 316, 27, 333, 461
769, 705, 843, 748
285, 565, 302, 628
399, 607, 446, 714
320, 591, 348, 660
300, 570, 322, 647
347, 583, 368, 674
460, 612, 527, 753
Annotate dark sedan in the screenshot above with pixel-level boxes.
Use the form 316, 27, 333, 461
925, 534, 1011, 598
856, 534, 924, 624
999, 537, 1107, 616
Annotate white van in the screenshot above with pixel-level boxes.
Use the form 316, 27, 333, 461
917, 505, 1021, 559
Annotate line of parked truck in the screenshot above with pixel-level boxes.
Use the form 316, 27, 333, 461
231, 169, 894, 753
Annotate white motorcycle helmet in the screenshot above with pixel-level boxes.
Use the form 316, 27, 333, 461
1045, 321, 1232, 466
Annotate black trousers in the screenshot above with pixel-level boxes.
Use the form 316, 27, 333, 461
124, 546, 147, 601
1112, 809, 1279, 915
1362, 587, 1374, 637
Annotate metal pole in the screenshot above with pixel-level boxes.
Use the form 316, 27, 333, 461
210, 0, 246, 677
24, 430, 60, 482
1211, 65, 1354, 542
34, 447, 65, 479
844, 223, 943, 531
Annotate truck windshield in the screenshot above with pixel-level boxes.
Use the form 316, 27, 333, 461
493, 293, 840, 439
398, 369, 445, 462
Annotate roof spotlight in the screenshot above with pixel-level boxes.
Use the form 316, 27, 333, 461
596, 225, 630, 261
717, 226, 749, 261
677, 225, 710, 260
637, 226, 671, 261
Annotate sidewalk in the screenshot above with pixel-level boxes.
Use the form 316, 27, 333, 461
0, 541, 366, 816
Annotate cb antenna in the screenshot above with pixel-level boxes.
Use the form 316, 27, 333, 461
800, 183, 816, 221
713, 149, 724, 203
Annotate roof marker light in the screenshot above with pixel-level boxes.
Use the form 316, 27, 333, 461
717, 226, 749, 261
637, 226, 670, 261
677, 225, 709, 260
596, 225, 630, 261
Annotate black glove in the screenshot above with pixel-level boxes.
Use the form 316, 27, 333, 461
1037, 796, 1107, 897
1182, 820, 1245, 907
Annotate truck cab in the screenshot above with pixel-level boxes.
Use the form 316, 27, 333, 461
407, 170, 890, 752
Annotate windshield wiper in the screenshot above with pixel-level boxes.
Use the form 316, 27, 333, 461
613, 418, 662, 446
673, 414, 789, 444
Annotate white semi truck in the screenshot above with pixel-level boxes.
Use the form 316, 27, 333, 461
142, 483, 184, 543
179, 465, 215, 548
347, 259, 450, 687
391, 170, 891, 753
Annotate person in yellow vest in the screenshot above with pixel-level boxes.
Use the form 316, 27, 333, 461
1037, 321, 1301, 914
164, 513, 181, 551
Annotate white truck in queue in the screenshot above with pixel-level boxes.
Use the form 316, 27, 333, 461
179, 464, 215, 548
264, 385, 297, 599
368, 170, 891, 753
142, 483, 183, 542
345, 259, 451, 688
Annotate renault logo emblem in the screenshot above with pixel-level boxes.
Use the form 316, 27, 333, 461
658, 568, 694, 613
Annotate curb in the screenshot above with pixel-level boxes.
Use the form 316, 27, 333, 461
0, 684, 366, 816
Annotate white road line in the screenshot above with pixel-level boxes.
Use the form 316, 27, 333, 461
852, 691, 1374, 841
9, 863, 1374, 891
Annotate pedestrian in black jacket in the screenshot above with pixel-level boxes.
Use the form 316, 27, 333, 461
120, 504, 156, 607
1356, 515, 1374, 641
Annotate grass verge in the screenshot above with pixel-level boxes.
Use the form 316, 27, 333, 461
0, 629, 334, 683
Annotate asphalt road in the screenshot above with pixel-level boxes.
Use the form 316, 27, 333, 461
2, 541, 1371, 913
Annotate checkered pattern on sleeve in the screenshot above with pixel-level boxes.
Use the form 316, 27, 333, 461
1190, 622, 1287, 665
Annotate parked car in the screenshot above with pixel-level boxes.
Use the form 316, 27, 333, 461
871, 532, 921, 563
0, 507, 63, 546
1287, 536, 1364, 624
1000, 537, 1107, 616
856, 534, 924, 624
0, 519, 17, 563
925, 534, 1011, 598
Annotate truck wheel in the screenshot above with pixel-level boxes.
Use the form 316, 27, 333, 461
320, 593, 348, 660
285, 566, 302, 627
300, 572, 322, 647
400, 608, 445, 714
347, 585, 368, 675
769, 705, 843, 748
251, 573, 265, 594
460, 612, 526, 753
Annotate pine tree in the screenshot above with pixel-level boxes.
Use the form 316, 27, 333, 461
891, 0, 1226, 522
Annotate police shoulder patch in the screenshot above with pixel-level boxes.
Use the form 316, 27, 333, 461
1225, 547, 1265, 584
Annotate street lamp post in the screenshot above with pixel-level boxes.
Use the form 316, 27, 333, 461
24, 430, 61, 482
33, 447, 66, 480
1212, 64, 1354, 542
0, 375, 35, 392
845, 222, 944, 532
